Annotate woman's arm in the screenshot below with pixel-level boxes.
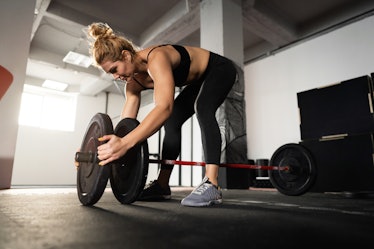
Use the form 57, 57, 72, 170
121, 85, 141, 119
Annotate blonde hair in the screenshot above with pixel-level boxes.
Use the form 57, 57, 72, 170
87, 22, 138, 66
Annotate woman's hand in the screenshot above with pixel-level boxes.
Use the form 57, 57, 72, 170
97, 135, 129, 166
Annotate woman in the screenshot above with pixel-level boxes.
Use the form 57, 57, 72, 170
88, 22, 237, 207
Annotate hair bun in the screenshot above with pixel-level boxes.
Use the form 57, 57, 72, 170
88, 22, 114, 40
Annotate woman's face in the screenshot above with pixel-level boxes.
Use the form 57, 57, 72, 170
100, 51, 134, 83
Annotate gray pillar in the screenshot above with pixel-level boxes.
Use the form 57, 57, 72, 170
0, 0, 35, 189
200, 0, 248, 188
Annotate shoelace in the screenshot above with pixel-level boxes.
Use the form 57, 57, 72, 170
193, 183, 211, 195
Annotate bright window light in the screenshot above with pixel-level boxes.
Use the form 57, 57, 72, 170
19, 85, 77, 132
18, 92, 43, 127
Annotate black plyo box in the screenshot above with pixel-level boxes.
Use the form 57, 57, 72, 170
297, 75, 374, 141
301, 133, 374, 192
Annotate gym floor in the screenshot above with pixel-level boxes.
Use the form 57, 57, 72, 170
1, 187, 373, 249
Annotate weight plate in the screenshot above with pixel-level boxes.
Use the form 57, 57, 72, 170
269, 143, 316, 196
110, 118, 149, 204
77, 113, 113, 206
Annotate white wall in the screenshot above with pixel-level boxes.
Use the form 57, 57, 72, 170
244, 15, 374, 160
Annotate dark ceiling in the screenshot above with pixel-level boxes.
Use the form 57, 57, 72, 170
27, 0, 374, 95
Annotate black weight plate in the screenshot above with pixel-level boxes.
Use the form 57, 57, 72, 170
269, 143, 316, 196
77, 113, 113, 206
110, 118, 149, 204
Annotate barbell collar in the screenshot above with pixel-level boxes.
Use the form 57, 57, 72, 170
75, 151, 96, 163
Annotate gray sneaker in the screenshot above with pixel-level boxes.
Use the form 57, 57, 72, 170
181, 177, 222, 207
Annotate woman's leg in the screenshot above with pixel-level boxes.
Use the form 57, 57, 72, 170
157, 83, 202, 188
181, 54, 237, 206
194, 54, 237, 186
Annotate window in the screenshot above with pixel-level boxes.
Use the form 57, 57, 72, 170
19, 84, 78, 132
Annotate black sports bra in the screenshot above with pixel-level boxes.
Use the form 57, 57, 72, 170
145, 44, 191, 87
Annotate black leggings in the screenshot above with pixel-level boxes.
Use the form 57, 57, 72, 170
161, 52, 237, 170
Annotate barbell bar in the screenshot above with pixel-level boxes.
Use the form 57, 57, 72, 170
76, 153, 290, 171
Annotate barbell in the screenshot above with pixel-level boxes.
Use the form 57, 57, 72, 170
75, 113, 317, 206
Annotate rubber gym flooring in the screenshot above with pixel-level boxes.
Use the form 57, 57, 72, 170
1, 186, 373, 249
